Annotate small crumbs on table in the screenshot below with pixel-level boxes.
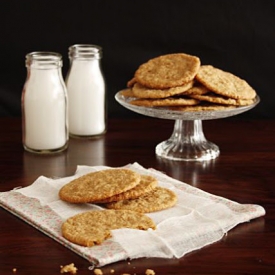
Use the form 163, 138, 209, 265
94, 268, 103, 275
12, 268, 17, 273
145, 269, 156, 275
60, 263, 78, 274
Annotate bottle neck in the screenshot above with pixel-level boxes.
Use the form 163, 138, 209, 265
26, 52, 63, 70
68, 44, 102, 60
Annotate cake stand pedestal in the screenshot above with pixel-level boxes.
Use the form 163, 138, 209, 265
155, 119, 219, 161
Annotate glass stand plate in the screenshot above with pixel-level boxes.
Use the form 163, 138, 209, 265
115, 91, 260, 161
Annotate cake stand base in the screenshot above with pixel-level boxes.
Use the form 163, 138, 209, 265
155, 120, 220, 161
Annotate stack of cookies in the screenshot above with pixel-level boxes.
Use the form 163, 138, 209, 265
122, 53, 257, 111
59, 168, 177, 247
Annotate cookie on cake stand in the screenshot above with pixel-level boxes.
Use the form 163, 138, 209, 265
115, 91, 260, 161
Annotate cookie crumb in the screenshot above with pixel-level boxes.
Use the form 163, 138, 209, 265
145, 269, 155, 275
12, 268, 17, 273
60, 263, 78, 274
110, 269, 115, 273
94, 268, 103, 275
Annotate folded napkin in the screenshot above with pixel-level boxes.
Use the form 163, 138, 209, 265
0, 163, 265, 267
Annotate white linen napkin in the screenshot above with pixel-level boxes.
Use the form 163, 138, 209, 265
0, 163, 265, 266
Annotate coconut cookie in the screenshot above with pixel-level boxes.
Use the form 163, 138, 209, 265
120, 88, 135, 97
134, 53, 201, 89
121, 53, 258, 111
62, 209, 156, 247
95, 175, 158, 203
130, 97, 199, 107
195, 65, 257, 100
169, 104, 236, 111
105, 187, 177, 213
190, 93, 255, 106
182, 84, 210, 96
127, 77, 137, 87
59, 169, 141, 203
132, 81, 194, 99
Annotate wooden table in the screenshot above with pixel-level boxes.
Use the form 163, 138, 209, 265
0, 117, 274, 274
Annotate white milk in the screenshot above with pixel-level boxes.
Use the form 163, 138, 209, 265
22, 52, 68, 153
66, 45, 106, 137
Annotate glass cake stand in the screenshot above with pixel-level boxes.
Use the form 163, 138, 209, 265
115, 91, 260, 161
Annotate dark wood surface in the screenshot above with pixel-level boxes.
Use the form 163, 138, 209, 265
0, 117, 274, 275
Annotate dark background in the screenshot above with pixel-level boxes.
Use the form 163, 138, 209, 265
1, 0, 274, 118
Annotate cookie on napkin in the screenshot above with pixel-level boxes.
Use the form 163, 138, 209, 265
62, 209, 156, 247
95, 175, 158, 203
59, 169, 141, 203
105, 187, 177, 213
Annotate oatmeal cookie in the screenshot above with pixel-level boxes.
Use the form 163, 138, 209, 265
134, 53, 200, 89
61, 210, 156, 247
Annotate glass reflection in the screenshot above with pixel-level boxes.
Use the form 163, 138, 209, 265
23, 136, 106, 181
23, 151, 68, 180
156, 156, 216, 187
67, 137, 106, 168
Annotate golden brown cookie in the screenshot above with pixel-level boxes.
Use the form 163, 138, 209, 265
127, 77, 137, 87
190, 93, 255, 106
120, 88, 136, 97
182, 84, 210, 95
195, 65, 257, 100
59, 169, 141, 203
61, 210, 156, 247
95, 175, 158, 203
169, 104, 236, 111
129, 97, 200, 107
132, 81, 194, 99
105, 187, 177, 213
134, 53, 200, 89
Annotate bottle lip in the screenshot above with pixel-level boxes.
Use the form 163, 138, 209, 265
26, 52, 63, 68
68, 44, 102, 59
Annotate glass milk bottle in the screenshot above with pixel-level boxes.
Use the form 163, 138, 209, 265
22, 52, 68, 153
66, 44, 106, 137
